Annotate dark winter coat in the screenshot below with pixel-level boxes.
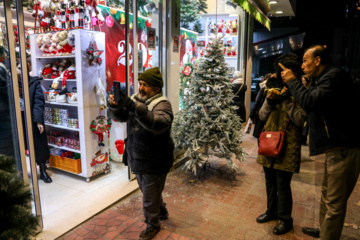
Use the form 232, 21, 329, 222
249, 87, 266, 139
29, 76, 50, 164
0, 63, 15, 157
113, 92, 174, 175
231, 81, 247, 123
257, 96, 307, 173
287, 65, 360, 156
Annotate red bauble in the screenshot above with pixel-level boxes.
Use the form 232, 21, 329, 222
106, 15, 114, 27
145, 20, 152, 27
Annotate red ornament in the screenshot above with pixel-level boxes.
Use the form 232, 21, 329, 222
115, 140, 125, 154
106, 15, 114, 27
183, 65, 191, 76
145, 20, 152, 27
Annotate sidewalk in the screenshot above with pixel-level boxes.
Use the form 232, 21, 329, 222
58, 133, 360, 240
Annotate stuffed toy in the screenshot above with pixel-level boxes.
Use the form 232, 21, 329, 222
40, 63, 53, 79
225, 20, 232, 35
231, 46, 237, 56
40, 33, 52, 56
57, 31, 73, 56
217, 19, 224, 33
48, 32, 60, 56
36, 33, 44, 51
232, 19, 238, 35
208, 19, 216, 36
40, 0, 56, 31
67, 87, 77, 104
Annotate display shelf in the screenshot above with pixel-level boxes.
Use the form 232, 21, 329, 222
31, 29, 108, 182
198, 13, 240, 71
45, 123, 79, 131
48, 143, 81, 153
43, 79, 77, 82
45, 101, 78, 106
36, 55, 75, 59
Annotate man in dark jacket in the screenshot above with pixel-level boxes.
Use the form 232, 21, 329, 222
279, 45, 360, 240
109, 67, 174, 240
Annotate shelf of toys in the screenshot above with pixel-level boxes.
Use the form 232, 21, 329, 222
197, 13, 240, 73
30, 29, 110, 182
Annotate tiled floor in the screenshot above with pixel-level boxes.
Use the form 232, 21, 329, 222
35, 161, 139, 240
57, 133, 360, 240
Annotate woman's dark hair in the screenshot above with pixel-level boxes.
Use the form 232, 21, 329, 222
273, 53, 302, 80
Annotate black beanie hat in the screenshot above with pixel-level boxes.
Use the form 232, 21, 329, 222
138, 67, 163, 88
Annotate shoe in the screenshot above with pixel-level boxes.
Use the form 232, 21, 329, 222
302, 227, 320, 238
256, 213, 278, 223
273, 220, 293, 235
39, 163, 52, 183
139, 226, 160, 240
159, 205, 169, 220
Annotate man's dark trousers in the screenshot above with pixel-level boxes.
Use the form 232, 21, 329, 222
136, 173, 167, 229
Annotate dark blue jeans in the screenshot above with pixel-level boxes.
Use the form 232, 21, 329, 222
136, 173, 167, 229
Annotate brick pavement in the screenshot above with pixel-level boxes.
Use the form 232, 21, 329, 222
58, 133, 360, 240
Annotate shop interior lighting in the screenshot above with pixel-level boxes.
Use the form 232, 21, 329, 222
275, 11, 283, 14
269, 1, 278, 4
144, 1, 158, 13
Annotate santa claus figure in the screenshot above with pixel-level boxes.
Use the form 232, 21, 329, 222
182, 40, 193, 65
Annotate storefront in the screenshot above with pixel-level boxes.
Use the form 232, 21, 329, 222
0, 0, 269, 239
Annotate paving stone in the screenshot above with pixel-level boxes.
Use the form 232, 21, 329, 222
59, 133, 360, 240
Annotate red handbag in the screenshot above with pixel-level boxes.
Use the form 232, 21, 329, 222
258, 121, 289, 157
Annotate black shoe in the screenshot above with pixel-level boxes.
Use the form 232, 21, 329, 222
273, 220, 293, 235
139, 226, 160, 240
39, 163, 52, 183
302, 227, 320, 238
159, 206, 169, 220
256, 213, 278, 223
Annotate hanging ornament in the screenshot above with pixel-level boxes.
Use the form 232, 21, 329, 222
94, 76, 107, 110
183, 65, 192, 76
86, 37, 104, 66
145, 19, 152, 28
90, 116, 111, 147
120, 12, 125, 24
106, 15, 114, 27
109, 8, 117, 15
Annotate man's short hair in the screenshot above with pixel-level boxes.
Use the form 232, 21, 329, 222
305, 45, 332, 65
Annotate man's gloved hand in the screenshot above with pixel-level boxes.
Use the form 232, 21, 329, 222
118, 95, 136, 112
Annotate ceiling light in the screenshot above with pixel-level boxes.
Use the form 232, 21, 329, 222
269, 1, 278, 4
276, 11, 283, 14
258, 48, 263, 50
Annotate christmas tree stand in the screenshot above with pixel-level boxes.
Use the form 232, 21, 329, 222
198, 162, 222, 179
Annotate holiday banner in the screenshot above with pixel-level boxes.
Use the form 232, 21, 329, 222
180, 29, 198, 67
96, 5, 152, 90
179, 28, 198, 109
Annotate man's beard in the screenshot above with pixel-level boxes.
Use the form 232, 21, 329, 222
138, 90, 156, 101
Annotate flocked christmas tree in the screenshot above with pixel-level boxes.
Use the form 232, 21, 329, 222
180, 0, 200, 30
0, 155, 38, 239
172, 37, 247, 174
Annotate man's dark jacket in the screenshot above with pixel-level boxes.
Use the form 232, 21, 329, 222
287, 64, 360, 155
113, 93, 175, 174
